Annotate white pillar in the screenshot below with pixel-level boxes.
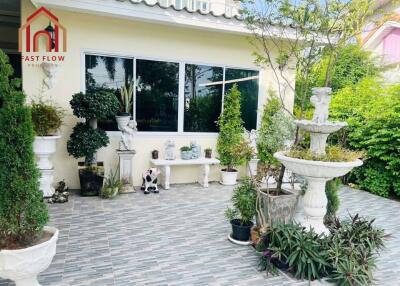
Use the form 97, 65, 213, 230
302, 177, 329, 234
247, 158, 259, 177
117, 150, 136, 193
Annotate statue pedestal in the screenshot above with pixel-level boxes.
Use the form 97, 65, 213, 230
117, 150, 136, 193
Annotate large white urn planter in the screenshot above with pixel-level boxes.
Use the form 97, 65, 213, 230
220, 169, 238, 185
0, 226, 59, 286
33, 136, 61, 197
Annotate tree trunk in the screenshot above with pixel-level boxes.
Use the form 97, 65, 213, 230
276, 165, 285, 190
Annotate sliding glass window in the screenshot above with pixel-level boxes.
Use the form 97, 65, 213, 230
135, 59, 179, 132
85, 55, 133, 131
224, 68, 259, 130
184, 64, 223, 132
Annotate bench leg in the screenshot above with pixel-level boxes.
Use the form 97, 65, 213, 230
162, 165, 170, 190
201, 164, 210, 188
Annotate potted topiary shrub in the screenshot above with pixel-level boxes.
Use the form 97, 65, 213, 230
217, 84, 247, 185
256, 95, 297, 226
31, 99, 63, 197
67, 90, 119, 196
116, 81, 133, 130
180, 146, 192, 160
101, 168, 122, 199
225, 178, 257, 243
0, 50, 58, 285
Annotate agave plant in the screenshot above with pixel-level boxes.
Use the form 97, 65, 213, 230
119, 81, 134, 114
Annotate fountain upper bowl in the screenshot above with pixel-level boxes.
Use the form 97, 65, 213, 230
295, 120, 347, 134
274, 151, 363, 179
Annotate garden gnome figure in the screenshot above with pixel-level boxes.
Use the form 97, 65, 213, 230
310, 87, 331, 123
164, 140, 176, 160
120, 120, 137, 150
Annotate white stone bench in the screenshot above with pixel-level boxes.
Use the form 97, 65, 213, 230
150, 158, 220, 189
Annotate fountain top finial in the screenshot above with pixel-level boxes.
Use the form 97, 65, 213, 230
310, 87, 332, 124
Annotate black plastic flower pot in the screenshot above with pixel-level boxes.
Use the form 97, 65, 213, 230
230, 219, 254, 241
79, 168, 104, 196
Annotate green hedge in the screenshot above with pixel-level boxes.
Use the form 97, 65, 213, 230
330, 78, 400, 197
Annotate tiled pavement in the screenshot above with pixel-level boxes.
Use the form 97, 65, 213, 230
0, 184, 399, 286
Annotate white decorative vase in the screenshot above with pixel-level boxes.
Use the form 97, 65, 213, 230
0, 226, 59, 286
220, 169, 238, 185
33, 136, 60, 197
247, 158, 259, 177
116, 115, 131, 131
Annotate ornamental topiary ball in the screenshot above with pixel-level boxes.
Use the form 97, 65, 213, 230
0, 49, 48, 249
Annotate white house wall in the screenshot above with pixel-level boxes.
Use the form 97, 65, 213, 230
21, 0, 295, 188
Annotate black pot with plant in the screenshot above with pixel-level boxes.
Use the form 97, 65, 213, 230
225, 178, 257, 242
67, 90, 119, 196
205, 148, 212, 158
152, 150, 159, 159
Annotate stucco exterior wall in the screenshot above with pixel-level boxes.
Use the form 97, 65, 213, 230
21, 0, 295, 188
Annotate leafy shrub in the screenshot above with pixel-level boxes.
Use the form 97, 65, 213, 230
68, 90, 119, 166
0, 50, 48, 249
70, 91, 119, 120
325, 179, 340, 219
257, 95, 295, 166
257, 214, 386, 285
31, 100, 63, 136
225, 178, 257, 225
287, 146, 364, 162
217, 84, 246, 171
67, 123, 109, 166
101, 168, 122, 199
330, 78, 400, 197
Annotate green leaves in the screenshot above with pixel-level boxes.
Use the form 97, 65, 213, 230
330, 78, 400, 197
225, 178, 257, 225
217, 84, 246, 170
0, 49, 48, 249
67, 123, 109, 166
70, 90, 119, 120
31, 101, 63, 136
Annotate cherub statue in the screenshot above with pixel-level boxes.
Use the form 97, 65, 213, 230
310, 88, 331, 123
164, 140, 176, 160
120, 120, 137, 150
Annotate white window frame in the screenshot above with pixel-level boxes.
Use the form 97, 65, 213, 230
80, 49, 261, 137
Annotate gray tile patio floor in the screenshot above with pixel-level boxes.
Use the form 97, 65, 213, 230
0, 183, 399, 286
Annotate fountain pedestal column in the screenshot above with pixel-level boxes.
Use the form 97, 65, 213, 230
302, 177, 329, 234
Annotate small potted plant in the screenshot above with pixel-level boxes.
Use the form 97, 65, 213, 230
225, 178, 257, 242
152, 150, 159, 160
31, 99, 63, 197
217, 84, 247, 185
116, 81, 133, 130
67, 90, 119, 196
180, 146, 192, 160
0, 50, 58, 285
205, 148, 212, 158
101, 168, 122, 199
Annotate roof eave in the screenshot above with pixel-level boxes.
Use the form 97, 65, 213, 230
30, 0, 251, 35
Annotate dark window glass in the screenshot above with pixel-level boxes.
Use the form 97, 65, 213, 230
85, 55, 133, 130
225, 68, 259, 130
136, 59, 179, 131
184, 64, 223, 132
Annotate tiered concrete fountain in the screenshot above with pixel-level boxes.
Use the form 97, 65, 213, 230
274, 87, 363, 234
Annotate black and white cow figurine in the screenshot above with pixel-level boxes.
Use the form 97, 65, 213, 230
141, 168, 160, 194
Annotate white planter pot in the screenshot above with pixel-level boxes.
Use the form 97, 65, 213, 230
220, 169, 238, 185
33, 136, 61, 170
0, 226, 59, 286
116, 115, 131, 131
33, 136, 60, 197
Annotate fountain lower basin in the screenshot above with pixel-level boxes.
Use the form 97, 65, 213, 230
274, 151, 363, 234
